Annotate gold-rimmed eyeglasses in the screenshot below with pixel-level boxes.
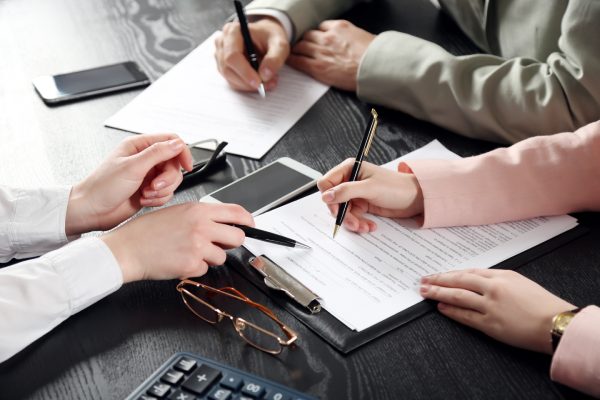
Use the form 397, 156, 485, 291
176, 279, 298, 355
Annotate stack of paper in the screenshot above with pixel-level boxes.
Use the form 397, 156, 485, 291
243, 141, 579, 331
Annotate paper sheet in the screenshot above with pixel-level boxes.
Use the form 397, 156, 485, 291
105, 32, 330, 159
243, 141, 579, 331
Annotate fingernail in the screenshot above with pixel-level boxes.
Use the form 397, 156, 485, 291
261, 67, 273, 81
169, 139, 183, 151
153, 180, 166, 190
145, 190, 158, 198
420, 284, 430, 294
421, 276, 429, 284
438, 303, 447, 310
323, 190, 334, 201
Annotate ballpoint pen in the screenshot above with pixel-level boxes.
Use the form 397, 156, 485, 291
333, 108, 379, 238
231, 224, 311, 249
233, 0, 266, 98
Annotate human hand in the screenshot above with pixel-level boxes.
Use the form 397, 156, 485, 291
101, 203, 255, 283
318, 159, 424, 233
420, 269, 576, 354
288, 20, 376, 91
215, 17, 290, 92
66, 134, 193, 236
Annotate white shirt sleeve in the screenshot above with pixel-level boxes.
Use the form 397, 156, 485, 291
0, 237, 123, 362
0, 185, 71, 262
244, 9, 294, 42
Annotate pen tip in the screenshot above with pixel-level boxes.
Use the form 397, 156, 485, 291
258, 83, 266, 98
296, 242, 312, 250
333, 225, 340, 239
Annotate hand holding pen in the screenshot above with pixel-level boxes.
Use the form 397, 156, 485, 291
214, 3, 289, 94
233, 0, 266, 98
317, 109, 426, 235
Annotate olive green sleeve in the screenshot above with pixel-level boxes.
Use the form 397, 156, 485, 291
246, 0, 366, 42
357, 1, 600, 143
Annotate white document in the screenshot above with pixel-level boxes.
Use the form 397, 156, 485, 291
105, 32, 330, 159
243, 141, 579, 331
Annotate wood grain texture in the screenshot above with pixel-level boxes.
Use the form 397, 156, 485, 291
0, 0, 598, 399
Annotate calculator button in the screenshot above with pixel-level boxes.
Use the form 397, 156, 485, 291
138, 395, 157, 400
264, 391, 290, 400
233, 396, 254, 400
241, 382, 265, 398
167, 389, 196, 400
174, 358, 197, 373
220, 375, 243, 391
161, 370, 185, 385
147, 382, 171, 398
208, 387, 233, 400
181, 364, 222, 395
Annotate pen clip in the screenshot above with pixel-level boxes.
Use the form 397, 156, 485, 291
249, 255, 322, 314
364, 108, 379, 157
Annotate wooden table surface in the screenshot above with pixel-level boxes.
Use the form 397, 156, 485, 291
0, 1, 598, 399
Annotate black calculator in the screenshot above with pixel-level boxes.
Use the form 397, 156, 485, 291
125, 352, 318, 400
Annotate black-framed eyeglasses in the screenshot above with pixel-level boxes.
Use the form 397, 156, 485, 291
180, 139, 229, 189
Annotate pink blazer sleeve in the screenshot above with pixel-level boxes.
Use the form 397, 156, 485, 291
400, 120, 600, 228
550, 305, 600, 397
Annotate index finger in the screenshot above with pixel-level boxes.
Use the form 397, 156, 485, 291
207, 203, 255, 227
317, 158, 355, 192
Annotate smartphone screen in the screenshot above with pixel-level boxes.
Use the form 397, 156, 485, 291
210, 162, 315, 213
33, 61, 149, 103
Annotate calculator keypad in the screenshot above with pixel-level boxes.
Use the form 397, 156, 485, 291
128, 353, 316, 400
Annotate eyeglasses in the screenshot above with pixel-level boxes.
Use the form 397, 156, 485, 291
186, 139, 228, 176
176, 279, 298, 355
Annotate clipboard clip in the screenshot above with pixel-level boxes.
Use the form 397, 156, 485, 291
249, 255, 322, 314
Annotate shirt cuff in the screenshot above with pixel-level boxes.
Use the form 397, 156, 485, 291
550, 305, 600, 397
7, 186, 71, 259
246, 9, 294, 43
42, 237, 123, 315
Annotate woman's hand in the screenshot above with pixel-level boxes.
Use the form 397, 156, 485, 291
101, 203, 255, 283
65, 134, 193, 236
288, 20, 376, 91
318, 159, 424, 233
215, 18, 290, 92
420, 269, 576, 354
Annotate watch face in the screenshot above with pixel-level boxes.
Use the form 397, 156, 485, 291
555, 313, 572, 331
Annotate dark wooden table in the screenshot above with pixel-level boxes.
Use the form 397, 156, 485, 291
0, 1, 598, 399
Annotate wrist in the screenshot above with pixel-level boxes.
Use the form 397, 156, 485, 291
101, 231, 142, 284
65, 183, 99, 236
550, 307, 580, 353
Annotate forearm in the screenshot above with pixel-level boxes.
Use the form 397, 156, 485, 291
358, 29, 600, 143
0, 237, 122, 362
247, 0, 366, 41
401, 121, 600, 228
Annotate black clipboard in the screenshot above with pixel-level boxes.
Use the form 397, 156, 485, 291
230, 224, 588, 354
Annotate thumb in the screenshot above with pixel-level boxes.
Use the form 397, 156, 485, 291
259, 36, 289, 82
130, 139, 186, 174
321, 181, 374, 204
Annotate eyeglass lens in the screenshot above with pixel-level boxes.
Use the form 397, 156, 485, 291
180, 284, 284, 353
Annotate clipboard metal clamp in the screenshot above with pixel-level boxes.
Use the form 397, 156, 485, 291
249, 255, 322, 314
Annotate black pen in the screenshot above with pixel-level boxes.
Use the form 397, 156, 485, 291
231, 224, 311, 249
233, 0, 266, 98
333, 108, 379, 238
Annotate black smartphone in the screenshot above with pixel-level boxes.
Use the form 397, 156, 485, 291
32, 61, 150, 104
201, 157, 322, 216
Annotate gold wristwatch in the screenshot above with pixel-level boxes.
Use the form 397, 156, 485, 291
551, 308, 580, 352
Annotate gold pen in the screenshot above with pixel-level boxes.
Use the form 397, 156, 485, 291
333, 108, 379, 238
